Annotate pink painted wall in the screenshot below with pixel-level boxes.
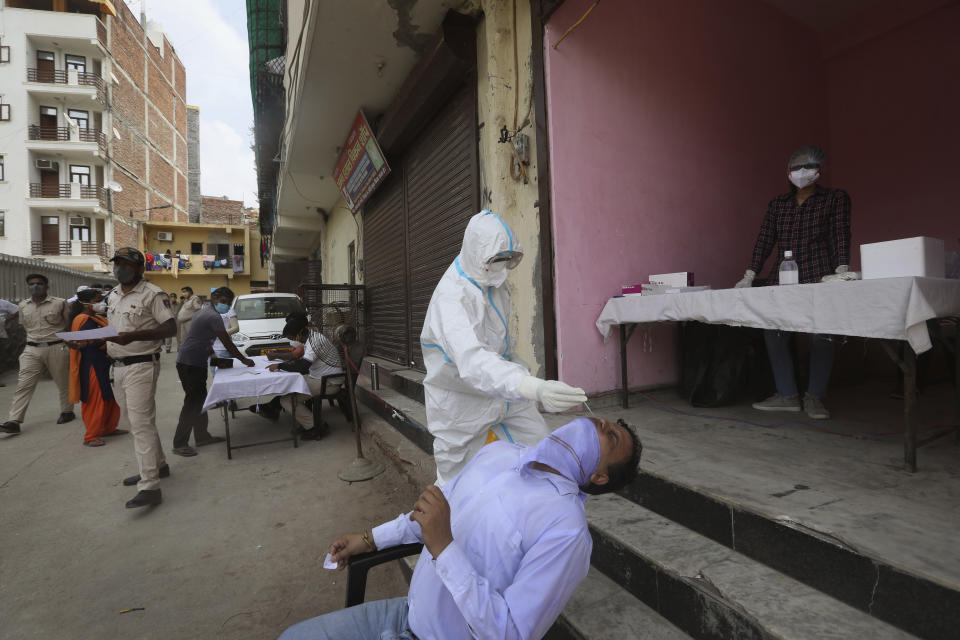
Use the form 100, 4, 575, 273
544, 0, 827, 392
826, 0, 960, 264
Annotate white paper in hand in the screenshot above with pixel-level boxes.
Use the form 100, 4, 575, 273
323, 553, 338, 570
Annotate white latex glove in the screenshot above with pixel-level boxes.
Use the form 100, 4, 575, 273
517, 376, 588, 413
821, 265, 861, 282
734, 269, 756, 289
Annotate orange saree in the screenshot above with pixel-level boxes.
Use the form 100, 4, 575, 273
69, 313, 121, 443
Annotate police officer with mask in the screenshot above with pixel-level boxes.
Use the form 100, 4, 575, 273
104, 247, 176, 508
0, 274, 75, 435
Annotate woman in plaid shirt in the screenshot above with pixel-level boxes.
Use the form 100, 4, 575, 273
735, 146, 852, 420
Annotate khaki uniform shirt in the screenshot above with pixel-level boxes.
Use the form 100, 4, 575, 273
177, 295, 202, 323
106, 280, 175, 358
19, 296, 70, 342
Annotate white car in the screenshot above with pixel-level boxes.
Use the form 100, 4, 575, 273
230, 292, 305, 356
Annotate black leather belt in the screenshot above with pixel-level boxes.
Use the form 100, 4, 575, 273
111, 352, 161, 366
27, 340, 63, 347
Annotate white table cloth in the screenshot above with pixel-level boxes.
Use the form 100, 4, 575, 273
202, 355, 310, 412
597, 277, 960, 354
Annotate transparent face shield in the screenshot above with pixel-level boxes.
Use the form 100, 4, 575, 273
486, 250, 523, 270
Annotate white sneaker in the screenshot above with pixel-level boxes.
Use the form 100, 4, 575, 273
803, 394, 830, 420
752, 393, 802, 412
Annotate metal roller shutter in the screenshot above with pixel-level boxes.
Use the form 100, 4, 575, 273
405, 84, 478, 370
363, 173, 408, 364
363, 82, 478, 369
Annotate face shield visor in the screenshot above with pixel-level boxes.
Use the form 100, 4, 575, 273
486, 250, 523, 270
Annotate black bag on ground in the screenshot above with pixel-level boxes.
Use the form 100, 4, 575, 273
680, 322, 773, 407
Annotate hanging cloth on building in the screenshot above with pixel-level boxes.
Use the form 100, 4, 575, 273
233, 255, 244, 273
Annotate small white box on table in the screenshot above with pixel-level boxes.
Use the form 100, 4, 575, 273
860, 236, 944, 280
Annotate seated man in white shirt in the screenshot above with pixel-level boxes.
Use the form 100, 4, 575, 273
262, 312, 345, 438
278, 416, 641, 640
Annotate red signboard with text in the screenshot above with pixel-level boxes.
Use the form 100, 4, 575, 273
332, 111, 390, 212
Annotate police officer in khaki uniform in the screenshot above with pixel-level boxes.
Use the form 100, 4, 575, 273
1, 274, 75, 435
104, 248, 176, 508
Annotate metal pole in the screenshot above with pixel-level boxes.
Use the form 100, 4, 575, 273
904, 344, 918, 472
620, 324, 629, 409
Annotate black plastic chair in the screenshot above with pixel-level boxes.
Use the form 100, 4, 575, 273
344, 543, 422, 608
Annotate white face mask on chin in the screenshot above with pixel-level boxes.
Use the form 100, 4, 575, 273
789, 168, 820, 189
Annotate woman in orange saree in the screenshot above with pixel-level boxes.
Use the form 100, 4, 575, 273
68, 288, 125, 446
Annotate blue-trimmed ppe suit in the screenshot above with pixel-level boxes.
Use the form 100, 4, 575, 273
420, 211, 550, 485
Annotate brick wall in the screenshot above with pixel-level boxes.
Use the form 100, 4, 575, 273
108, 0, 190, 236
201, 197, 245, 225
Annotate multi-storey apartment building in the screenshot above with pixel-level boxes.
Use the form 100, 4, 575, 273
0, 0, 189, 273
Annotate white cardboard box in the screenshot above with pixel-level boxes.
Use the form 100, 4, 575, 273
648, 272, 693, 287
860, 236, 945, 280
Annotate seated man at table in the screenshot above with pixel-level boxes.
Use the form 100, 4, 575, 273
172, 287, 254, 457
279, 416, 642, 640
260, 312, 344, 439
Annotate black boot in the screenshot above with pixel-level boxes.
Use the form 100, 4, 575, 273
122, 464, 170, 486
56, 412, 76, 424
125, 489, 162, 508
0, 421, 21, 435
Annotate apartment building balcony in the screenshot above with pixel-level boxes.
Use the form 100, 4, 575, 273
25, 68, 105, 102
27, 182, 108, 213
26, 125, 106, 157
31, 240, 112, 272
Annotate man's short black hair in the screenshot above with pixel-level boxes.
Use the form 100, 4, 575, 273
582, 420, 642, 495
181, 286, 193, 294
211, 287, 234, 302
282, 312, 310, 339
26, 274, 48, 285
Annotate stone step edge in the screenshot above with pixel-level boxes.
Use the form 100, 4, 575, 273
589, 494, 918, 640
620, 469, 959, 640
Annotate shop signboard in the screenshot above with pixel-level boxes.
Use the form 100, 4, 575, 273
332, 111, 391, 212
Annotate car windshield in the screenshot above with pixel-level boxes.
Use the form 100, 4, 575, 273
234, 296, 303, 320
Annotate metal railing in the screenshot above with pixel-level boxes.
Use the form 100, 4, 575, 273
30, 241, 111, 259
29, 125, 106, 148
31, 241, 71, 256
26, 68, 106, 100
28, 125, 70, 141
29, 183, 108, 206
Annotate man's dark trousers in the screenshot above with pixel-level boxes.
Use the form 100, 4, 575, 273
174, 362, 211, 447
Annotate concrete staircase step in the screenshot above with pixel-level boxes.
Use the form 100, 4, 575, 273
548, 567, 691, 640
588, 493, 918, 640
619, 469, 960, 640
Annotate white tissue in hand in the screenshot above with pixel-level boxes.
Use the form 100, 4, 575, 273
323, 553, 338, 570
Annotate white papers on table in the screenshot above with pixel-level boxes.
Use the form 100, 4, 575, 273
55, 325, 119, 341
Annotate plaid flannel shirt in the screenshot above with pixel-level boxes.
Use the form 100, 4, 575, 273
749, 185, 851, 285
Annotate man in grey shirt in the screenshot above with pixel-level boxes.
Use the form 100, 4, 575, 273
172, 287, 253, 457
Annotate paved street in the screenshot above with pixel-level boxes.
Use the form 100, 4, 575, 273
0, 351, 418, 640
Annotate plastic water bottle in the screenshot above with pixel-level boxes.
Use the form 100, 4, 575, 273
779, 250, 799, 285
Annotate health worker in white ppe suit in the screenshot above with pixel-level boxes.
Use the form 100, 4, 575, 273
420, 210, 587, 485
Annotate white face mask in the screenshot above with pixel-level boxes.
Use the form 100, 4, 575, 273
482, 261, 510, 288
289, 340, 302, 349
789, 168, 820, 189
92, 302, 107, 313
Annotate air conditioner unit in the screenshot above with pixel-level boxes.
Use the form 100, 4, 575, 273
157, 231, 174, 241
35, 159, 59, 170
69, 216, 87, 226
